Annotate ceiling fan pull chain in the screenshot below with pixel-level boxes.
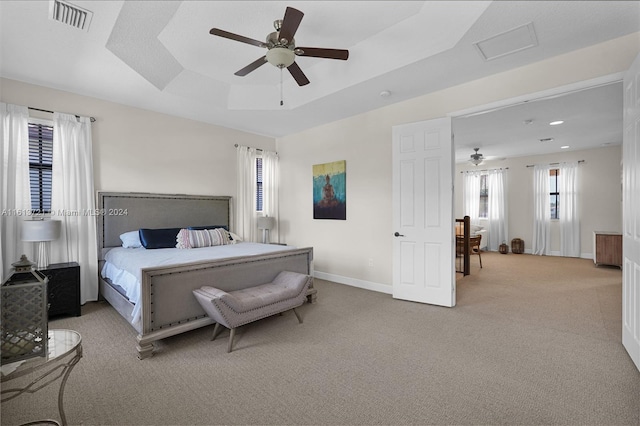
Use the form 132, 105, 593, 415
280, 67, 284, 106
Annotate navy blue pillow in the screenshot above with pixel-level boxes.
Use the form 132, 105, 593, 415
188, 225, 229, 231
138, 228, 182, 249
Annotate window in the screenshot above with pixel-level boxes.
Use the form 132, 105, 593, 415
479, 174, 488, 218
549, 168, 559, 219
256, 156, 263, 212
28, 121, 54, 213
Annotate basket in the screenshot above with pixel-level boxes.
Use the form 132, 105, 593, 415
499, 243, 509, 254
511, 238, 524, 254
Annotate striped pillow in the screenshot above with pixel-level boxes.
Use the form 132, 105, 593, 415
176, 228, 233, 249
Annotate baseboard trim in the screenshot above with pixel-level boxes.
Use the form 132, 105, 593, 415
523, 248, 593, 260
314, 251, 595, 294
313, 271, 392, 295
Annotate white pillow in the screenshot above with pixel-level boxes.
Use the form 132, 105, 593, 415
228, 231, 242, 243
471, 225, 484, 233
120, 231, 142, 248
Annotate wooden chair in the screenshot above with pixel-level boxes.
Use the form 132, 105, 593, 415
469, 235, 483, 268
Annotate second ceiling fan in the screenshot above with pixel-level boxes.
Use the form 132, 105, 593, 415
209, 6, 349, 86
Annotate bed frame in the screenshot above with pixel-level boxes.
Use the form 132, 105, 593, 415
96, 192, 314, 359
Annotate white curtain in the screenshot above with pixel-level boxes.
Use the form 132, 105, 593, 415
261, 150, 279, 242
235, 146, 259, 242
532, 165, 551, 255
0, 103, 31, 280
462, 170, 481, 225
559, 161, 580, 257
50, 113, 98, 303
486, 168, 508, 251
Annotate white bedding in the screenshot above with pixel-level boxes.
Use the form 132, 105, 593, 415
101, 242, 295, 324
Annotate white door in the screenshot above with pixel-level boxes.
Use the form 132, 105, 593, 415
392, 117, 454, 307
622, 53, 640, 372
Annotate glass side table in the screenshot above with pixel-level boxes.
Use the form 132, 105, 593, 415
1, 329, 82, 426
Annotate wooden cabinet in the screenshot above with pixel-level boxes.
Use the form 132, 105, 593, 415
41, 262, 81, 318
593, 232, 622, 268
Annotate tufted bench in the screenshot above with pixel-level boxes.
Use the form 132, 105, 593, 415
192, 270, 313, 352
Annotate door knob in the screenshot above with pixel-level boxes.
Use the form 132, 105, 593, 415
394, 232, 404, 237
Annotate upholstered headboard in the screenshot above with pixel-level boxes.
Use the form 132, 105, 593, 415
96, 192, 232, 258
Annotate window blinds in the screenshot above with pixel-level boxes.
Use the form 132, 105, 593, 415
28, 122, 53, 213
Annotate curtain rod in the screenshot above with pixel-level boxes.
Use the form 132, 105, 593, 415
234, 143, 262, 151
234, 144, 278, 154
28, 106, 96, 122
460, 167, 509, 173
526, 160, 585, 168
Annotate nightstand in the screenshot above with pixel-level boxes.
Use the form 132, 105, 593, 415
41, 262, 81, 318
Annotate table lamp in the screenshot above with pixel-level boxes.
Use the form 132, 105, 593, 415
257, 216, 275, 244
21, 219, 61, 269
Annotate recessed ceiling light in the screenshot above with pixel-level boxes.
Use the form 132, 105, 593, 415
561, 145, 570, 149
379, 90, 391, 98
549, 120, 564, 126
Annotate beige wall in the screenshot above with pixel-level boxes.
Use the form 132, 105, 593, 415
0, 78, 275, 198
454, 145, 622, 257
277, 33, 639, 291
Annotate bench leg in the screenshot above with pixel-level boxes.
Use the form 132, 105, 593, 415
211, 323, 222, 341
293, 307, 303, 324
227, 328, 236, 353
306, 288, 318, 304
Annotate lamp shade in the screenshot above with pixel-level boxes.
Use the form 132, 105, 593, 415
21, 220, 61, 242
257, 216, 275, 230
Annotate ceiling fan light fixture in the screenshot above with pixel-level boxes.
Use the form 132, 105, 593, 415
469, 147, 484, 166
210, 6, 348, 88
266, 47, 295, 68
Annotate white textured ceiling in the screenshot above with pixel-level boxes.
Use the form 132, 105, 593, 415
453, 82, 624, 163
1, 1, 639, 160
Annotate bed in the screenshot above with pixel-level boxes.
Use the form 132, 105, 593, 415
96, 192, 314, 359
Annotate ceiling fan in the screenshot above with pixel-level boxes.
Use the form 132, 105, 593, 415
469, 148, 484, 166
209, 6, 349, 87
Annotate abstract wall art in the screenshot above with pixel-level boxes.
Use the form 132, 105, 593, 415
313, 160, 346, 220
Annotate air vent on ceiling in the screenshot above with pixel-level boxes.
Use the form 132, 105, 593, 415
49, 0, 93, 31
473, 22, 538, 61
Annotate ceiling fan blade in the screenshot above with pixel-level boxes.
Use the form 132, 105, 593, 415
234, 56, 267, 76
278, 7, 304, 44
295, 47, 349, 60
287, 62, 310, 86
210, 28, 266, 48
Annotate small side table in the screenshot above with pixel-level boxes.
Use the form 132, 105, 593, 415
1, 329, 82, 426
41, 262, 81, 318
593, 231, 622, 268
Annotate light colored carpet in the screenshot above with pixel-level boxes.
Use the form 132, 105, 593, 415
2, 253, 639, 425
